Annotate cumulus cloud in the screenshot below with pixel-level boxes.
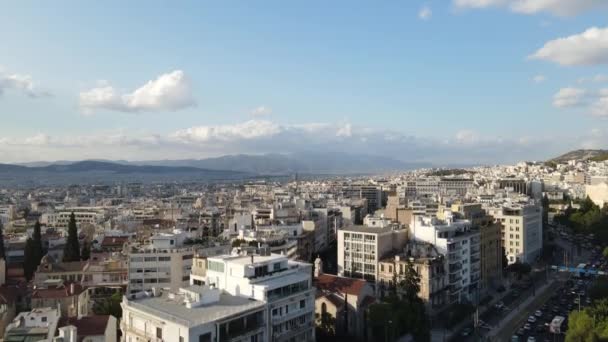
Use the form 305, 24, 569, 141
0, 119, 574, 165
578, 74, 608, 84
250, 106, 272, 117
79, 70, 195, 114
0, 68, 51, 98
532, 75, 546, 83
454, 0, 608, 16
553, 87, 587, 108
529, 27, 608, 66
418, 6, 432, 20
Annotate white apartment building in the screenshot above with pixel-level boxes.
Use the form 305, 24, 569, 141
337, 225, 408, 281
409, 214, 481, 304
487, 203, 542, 265
127, 231, 194, 294
121, 285, 267, 342
206, 253, 316, 342
4, 307, 60, 342
43, 207, 106, 228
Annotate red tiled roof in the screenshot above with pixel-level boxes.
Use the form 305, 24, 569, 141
62, 315, 111, 341
101, 236, 128, 247
315, 273, 368, 296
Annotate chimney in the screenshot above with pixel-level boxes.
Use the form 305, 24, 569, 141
59, 325, 77, 342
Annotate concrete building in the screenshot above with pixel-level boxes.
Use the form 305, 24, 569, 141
337, 225, 408, 281
205, 253, 316, 342
586, 183, 608, 208
4, 307, 60, 342
59, 315, 118, 342
377, 242, 447, 315
408, 214, 481, 304
31, 280, 89, 318
127, 231, 194, 294
121, 285, 267, 342
488, 203, 542, 265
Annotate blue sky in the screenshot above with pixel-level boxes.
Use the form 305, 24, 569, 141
1, 0, 608, 164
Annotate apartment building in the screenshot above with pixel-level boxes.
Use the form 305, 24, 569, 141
121, 285, 267, 342
4, 307, 60, 342
205, 253, 316, 342
337, 225, 408, 281
127, 231, 194, 294
377, 242, 447, 315
409, 214, 481, 304
487, 203, 542, 265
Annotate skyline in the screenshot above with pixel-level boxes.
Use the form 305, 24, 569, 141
2, 1, 608, 164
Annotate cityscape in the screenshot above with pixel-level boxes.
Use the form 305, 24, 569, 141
2, 2, 608, 342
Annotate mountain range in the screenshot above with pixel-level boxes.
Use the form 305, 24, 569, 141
2, 152, 425, 186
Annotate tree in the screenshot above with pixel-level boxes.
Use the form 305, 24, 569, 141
81, 240, 91, 261
603, 247, 608, 260
23, 238, 35, 281
0, 221, 6, 259
93, 292, 123, 319
32, 221, 44, 268
63, 212, 80, 262
566, 310, 598, 342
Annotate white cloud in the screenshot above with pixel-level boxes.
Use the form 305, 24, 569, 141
79, 70, 195, 114
418, 6, 432, 20
529, 27, 608, 66
0, 119, 592, 165
250, 106, 273, 117
336, 123, 352, 137
454, 0, 607, 16
0, 68, 50, 98
532, 75, 546, 83
578, 74, 608, 84
170, 120, 282, 143
552, 87, 587, 108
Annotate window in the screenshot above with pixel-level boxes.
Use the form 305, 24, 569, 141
41, 317, 47, 322
199, 333, 211, 342
300, 299, 305, 309
156, 327, 162, 339
273, 263, 281, 271
180, 337, 184, 342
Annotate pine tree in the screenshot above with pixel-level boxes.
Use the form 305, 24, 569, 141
0, 220, 6, 259
81, 240, 91, 261
32, 220, 44, 268
63, 212, 81, 262
23, 238, 35, 281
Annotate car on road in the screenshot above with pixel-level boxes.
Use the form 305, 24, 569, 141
535, 310, 542, 317
460, 327, 472, 337
495, 301, 505, 310
511, 336, 519, 342
524, 323, 532, 330
528, 316, 537, 323
527, 337, 536, 342
517, 327, 525, 335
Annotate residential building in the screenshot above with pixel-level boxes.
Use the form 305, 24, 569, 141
121, 285, 267, 342
127, 231, 194, 294
59, 315, 118, 342
377, 242, 447, 315
205, 253, 316, 342
337, 225, 408, 281
4, 307, 60, 342
31, 280, 89, 318
408, 214, 481, 304
487, 203, 542, 264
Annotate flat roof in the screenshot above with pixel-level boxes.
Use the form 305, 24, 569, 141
340, 225, 395, 234
209, 253, 286, 266
126, 287, 265, 327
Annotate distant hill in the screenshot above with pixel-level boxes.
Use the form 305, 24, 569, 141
129, 152, 426, 175
0, 160, 249, 186
550, 149, 608, 163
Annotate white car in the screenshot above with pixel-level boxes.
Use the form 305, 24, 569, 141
527, 337, 536, 342
528, 316, 537, 323
534, 310, 542, 317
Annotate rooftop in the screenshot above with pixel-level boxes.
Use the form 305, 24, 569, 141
124, 286, 265, 327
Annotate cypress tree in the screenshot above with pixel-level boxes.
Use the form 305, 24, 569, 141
32, 220, 44, 268
81, 240, 91, 261
63, 212, 81, 262
0, 221, 5, 259
23, 238, 35, 281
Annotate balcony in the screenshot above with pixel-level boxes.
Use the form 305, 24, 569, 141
449, 275, 462, 283
448, 263, 462, 273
